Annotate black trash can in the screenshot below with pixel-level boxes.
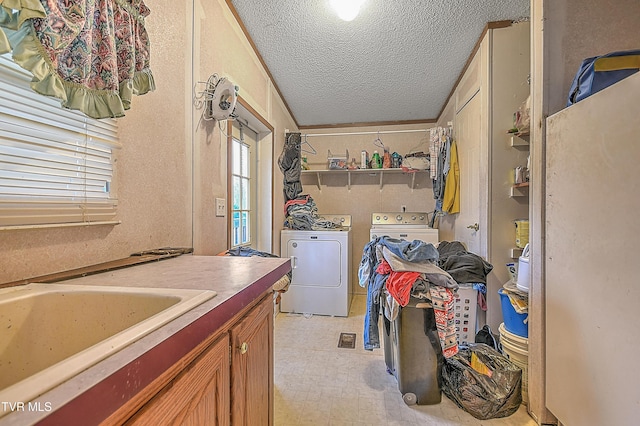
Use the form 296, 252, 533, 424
382, 296, 444, 405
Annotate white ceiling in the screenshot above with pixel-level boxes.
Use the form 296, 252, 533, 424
229, 0, 530, 127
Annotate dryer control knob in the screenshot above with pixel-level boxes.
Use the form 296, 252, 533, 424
411, 215, 417, 220
383, 215, 388, 221
419, 215, 425, 221
396, 215, 402, 221
375, 215, 380, 221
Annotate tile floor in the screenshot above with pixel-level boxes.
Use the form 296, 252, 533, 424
274, 295, 537, 426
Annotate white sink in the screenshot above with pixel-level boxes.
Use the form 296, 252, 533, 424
0, 283, 216, 412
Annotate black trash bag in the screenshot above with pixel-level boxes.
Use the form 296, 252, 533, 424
441, 343, 522, 420
475, 324, 500, 352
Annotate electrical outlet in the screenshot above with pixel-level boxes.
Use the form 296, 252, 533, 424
215, 198, 226, 217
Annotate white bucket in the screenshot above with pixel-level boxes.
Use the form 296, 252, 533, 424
499, 323, 529, 405
516, 244, 530, 293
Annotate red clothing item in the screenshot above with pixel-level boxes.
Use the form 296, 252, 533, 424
284, 195, 310, 215
386, 271, 421, 306
376, 259, 392, 275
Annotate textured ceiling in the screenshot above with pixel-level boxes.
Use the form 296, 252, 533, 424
229, 0, 530, 127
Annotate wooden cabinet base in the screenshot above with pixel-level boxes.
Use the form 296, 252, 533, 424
105, 290, 274, 426
126, 335, 230, 425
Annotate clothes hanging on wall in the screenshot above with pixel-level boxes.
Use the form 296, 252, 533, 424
430, 127, 449, 213
278, 132, 303, 202
430, 126, 460, 215
443, 140, 460, 214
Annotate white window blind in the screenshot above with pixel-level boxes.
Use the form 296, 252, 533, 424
0, 54, 120, 228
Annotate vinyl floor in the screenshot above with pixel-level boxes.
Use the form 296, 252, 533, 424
273, 294, 537, 426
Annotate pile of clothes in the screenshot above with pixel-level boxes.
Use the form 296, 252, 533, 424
359, 238, 493, 359
222, 246, 291, 299
283, 194, 339, 231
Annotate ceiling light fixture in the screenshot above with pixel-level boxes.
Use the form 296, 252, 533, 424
330, 0, 365, 22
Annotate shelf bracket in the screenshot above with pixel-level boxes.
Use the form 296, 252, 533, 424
347, 171, 352, 190
379, 171, 384, 190
315, 172, 321, 190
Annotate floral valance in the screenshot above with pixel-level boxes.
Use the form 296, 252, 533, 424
0, 0, 154, 119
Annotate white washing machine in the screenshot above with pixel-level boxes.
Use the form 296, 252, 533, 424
369, 212, 439, 243
280, 215, 352, 317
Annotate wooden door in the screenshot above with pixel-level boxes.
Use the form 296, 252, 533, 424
454, 91, 482, 255
230, 294, 273, 426
126, 335, 230, 426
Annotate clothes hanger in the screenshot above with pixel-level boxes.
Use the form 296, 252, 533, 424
301, 134, 317, 155
373, 131, 386, 150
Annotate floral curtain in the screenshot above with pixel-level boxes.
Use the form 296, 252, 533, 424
0, 0, 154, 119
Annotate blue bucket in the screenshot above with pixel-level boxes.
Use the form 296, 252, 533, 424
498, 288, 528, 338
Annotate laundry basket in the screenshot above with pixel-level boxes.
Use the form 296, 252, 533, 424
499, 323, 529, 406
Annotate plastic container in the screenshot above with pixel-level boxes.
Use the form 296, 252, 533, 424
516, 244, 530, 293
371, 151, 382, 169
382, 296, 443, 405
360, 150, 368, 169
453, 286, 478, 345
498, 288, 528, 338
327, 149, 349, 169
514, 219, 529, 248
499, 323, 529, 406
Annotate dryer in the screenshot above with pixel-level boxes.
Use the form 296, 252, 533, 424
280, 216, 352, 317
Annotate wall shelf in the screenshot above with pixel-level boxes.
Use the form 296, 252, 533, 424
301, 168, 427, 190
510, 182, 530, 197
510, 247, 524, 259
509, 132, 530, 147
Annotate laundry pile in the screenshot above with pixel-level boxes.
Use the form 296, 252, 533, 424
283, 194, 339, 230
359, 238, 494, 359
437, 240, 493, 310
359, 237, 460, 358
221, 246, 291, 296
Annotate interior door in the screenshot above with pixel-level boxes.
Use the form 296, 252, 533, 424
453, 91, 482, 254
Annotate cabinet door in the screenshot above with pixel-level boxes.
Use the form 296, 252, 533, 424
126, 335, 230, 426
230, 294, 273, 426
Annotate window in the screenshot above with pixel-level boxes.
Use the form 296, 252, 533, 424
229, 122, 257, 247
0, 54, 119, 229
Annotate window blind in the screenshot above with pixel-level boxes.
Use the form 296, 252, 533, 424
0, 54, 120, 228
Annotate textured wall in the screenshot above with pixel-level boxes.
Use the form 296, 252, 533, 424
545, 0, 640, 115
0, 0, 297, 283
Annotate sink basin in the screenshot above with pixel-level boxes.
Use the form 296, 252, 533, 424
0, 283, 216, 410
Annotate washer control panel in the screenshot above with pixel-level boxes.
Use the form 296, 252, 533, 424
318, 214, 351, 228
371, 212, 428, 225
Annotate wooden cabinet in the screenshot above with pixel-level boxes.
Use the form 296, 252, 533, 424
230, 293, 273, 425
126, 335, 230, 425
123, 292, 273, 426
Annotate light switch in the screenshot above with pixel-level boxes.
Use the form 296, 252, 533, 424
215, 198, 226, 217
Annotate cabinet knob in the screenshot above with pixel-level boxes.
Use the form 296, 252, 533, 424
240, 342, 249, 354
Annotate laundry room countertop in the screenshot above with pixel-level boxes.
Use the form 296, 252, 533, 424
0, 255, 291, 425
